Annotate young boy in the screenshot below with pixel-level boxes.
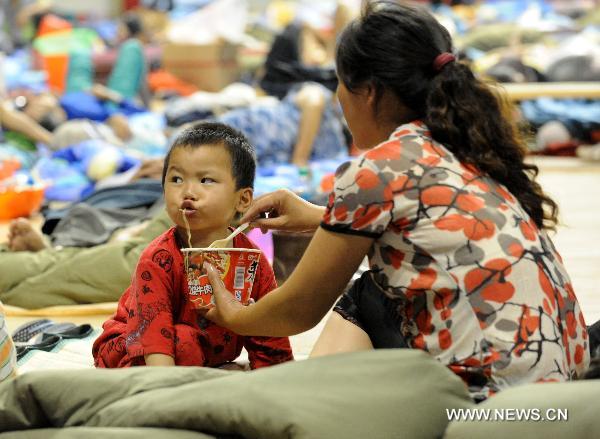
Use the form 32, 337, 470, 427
92, 122, 293, 368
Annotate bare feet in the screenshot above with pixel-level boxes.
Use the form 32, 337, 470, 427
7, 218, 49, 252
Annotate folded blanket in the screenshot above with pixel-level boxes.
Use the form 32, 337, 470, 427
0, 428, 213, 439
0, 349, 473, 438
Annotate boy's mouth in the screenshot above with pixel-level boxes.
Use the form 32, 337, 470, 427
180, 202, 197, 216
181, 208, 196, 216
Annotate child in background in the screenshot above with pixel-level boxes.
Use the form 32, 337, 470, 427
0, 301, 17, 381
92, 122, 293, 368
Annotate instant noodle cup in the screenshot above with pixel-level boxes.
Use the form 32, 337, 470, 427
182, 247, 261, 308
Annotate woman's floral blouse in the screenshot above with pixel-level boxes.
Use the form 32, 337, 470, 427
322, 121, 589, 400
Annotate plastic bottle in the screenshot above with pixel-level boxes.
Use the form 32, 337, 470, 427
296, 165, 315, 201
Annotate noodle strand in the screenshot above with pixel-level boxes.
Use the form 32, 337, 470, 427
180, 209, 193, 273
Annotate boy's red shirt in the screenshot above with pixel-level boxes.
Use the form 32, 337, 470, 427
93, 227, 293, 369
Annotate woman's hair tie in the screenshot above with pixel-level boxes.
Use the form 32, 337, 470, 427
433, 52, 455, 72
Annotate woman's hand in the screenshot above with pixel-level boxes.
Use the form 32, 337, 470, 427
201, 263, 247, 331
239, 189, 325, 234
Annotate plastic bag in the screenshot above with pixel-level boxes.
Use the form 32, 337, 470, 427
167, 0, 248, 44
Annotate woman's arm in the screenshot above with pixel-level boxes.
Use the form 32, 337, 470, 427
292, 84, 327, 166
204, 226, 373, 336
0, 102, 53, 144
90, 84, 124, 103
239, 189, 325, 233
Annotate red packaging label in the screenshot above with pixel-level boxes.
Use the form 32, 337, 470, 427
184, 248, 261, 308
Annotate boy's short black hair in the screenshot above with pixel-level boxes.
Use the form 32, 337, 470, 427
162, 122, 256, 190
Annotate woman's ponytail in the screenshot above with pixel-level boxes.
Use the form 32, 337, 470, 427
425, 60, 558, 230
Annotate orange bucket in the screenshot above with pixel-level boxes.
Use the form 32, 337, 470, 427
0, 186, 46, 220
42, 54, 69, 93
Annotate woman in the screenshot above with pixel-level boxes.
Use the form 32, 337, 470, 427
61, 13, 150, 121
167, 82, 349, 168
259, 21, 335, 100
202, 1, 589, 401
218, 83, 348, 167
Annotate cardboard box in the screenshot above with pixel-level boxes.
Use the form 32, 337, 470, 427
52, 0, 122, 18
162, 41, 240, 92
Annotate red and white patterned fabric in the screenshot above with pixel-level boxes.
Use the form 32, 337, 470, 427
322, 120, 589, 400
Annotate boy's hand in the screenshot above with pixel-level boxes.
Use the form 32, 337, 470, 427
200, 262, 246, 330
145, 353, 175, 366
